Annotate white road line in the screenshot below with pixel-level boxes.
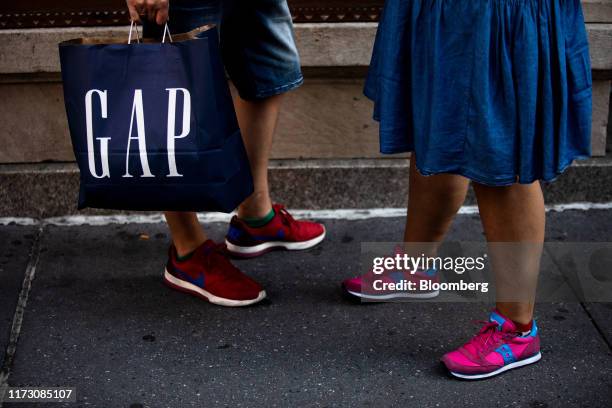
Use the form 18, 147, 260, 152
0, 202, 611, 226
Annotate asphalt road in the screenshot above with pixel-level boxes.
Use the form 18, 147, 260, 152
1, 210, 611, 407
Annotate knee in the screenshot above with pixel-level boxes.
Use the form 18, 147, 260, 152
411, 185, 467, 219
424, 178, 469, 209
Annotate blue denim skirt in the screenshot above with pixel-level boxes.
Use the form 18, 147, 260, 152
365, 0, 592, 185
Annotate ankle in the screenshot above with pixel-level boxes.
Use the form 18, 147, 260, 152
241, 207, 275, 228
238, 191, 272, 219
173, 239, 206, 258
494, 307, 533, 333
513, 319, 533, 333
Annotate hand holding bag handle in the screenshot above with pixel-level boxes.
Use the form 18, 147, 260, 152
125, 0, 170, 26
128, 20, 173, 44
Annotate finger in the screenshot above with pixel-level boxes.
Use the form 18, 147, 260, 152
134, 0, 146, 15
127, 5, 141, 23
156, 7, 169, 25
145, 0, 157, 21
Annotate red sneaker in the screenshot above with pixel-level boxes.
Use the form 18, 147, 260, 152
163, 240, 266, 307
225, 204, 326, 258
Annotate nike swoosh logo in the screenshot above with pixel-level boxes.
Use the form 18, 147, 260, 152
253, 230, 286, 241
174, 266, 204, 288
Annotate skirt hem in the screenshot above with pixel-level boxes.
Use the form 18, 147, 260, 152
380, 147, 590, 187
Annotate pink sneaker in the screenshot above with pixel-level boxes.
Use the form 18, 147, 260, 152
342, 252, 439, 301
342, 268, 439, 300
441, 310, 541, 380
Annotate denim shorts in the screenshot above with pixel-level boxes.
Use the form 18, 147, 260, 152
143, 0, 303, 100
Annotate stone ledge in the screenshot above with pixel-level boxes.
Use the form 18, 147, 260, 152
1, 76, 607, 164
583, 0, 612, 23
1, 158, 611, 218
0, 78, 388, 163
0, 23, 611, 74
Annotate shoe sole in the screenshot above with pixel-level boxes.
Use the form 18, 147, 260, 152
344, 286, 440, 300
163, 269, 266, 307
448, 352, 542, 380
225, 228, 326, 258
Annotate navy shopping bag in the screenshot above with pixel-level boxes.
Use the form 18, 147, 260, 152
58, 24, 253, 212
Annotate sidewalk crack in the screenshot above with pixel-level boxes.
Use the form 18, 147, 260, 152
544, 245, 612, 352
578, 302, 612, 351
0, 223, 44, 406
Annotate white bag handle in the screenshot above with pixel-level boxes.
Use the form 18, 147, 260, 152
128, 20, 141, 44
162, 22, 173, 43
128, 20, 173, 44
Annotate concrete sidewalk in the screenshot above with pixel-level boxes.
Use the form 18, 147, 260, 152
0, 210, 611, 407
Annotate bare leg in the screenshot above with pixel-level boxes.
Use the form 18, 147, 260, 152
473, 182, 545, 324
234, 94, 283, 219
404, 157, 470, 256
164, 212, 207, 257
163, 95, 283, 255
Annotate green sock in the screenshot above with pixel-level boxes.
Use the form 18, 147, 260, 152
242, 208, 275, 228
176, 250, 195, 262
